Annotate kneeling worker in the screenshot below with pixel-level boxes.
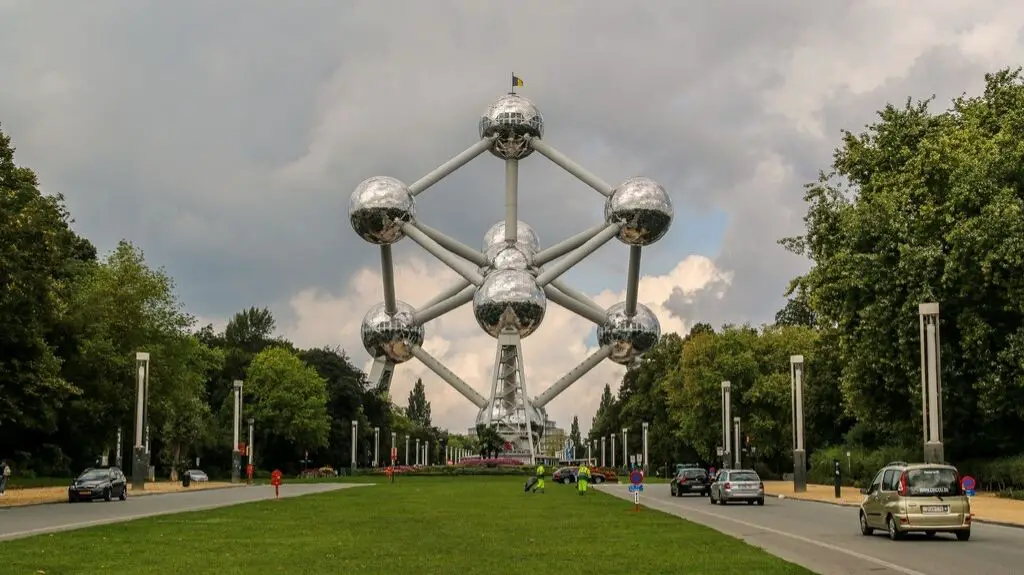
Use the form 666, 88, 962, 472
577, 463, 591, 495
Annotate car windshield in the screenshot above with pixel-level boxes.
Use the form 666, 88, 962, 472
906, 467, 961, 496
78, 470, 108, 481
682, 469, 705, 479
187, 470, 204, 475
729, 471, 759, 482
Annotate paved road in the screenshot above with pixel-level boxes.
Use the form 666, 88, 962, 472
598, 483, 1024, 575
0, 483, 367, 542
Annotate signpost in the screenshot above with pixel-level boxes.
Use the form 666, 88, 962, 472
628, 469, 645, 512
962, 475, 976, 497
390, 447, 398, 484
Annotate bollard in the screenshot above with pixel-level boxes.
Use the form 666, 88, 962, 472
271, 469, 282, 499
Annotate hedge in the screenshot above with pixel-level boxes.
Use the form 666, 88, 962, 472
357, 465, 535, 477
808, 446, 1024, 491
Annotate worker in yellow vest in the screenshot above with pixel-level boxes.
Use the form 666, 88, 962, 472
577, 463, 591, 495
534, 463, 545, 493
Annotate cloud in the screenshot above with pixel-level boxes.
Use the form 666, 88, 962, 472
281, 251, 728, 433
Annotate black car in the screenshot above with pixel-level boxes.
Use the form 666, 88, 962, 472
551, 466, 606, 484
68, 467, 128, 502
670, 467, 710, 497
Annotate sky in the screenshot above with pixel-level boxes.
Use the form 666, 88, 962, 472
2, 0, 1022, 434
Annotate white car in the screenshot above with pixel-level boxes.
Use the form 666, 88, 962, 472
184, 469, 209, 482
709, 469, 765, 505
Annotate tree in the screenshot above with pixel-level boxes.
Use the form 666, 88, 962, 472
475, 424, 503, 458
568, 416, 583, 456
246, 347, 331, 457
407, 378, 431, 427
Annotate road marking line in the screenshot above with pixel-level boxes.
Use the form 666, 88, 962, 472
599, 485, 928, 575
0, 484, 369, 542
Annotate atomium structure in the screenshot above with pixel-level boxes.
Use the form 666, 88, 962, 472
350, 91, 673, 464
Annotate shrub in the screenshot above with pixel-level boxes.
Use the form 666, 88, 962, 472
808, 445, 917, 487
956, 456, 1024, 492
357, 464, 535, 477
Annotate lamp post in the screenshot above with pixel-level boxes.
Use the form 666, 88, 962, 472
231, 380, 243, 483
622, 427, 628, 469
733, 416, 742, 469
642, 421, 649, 474
721, 381, 732, 469
373, 427, 380, 467
610, 433, 616, 468
601, 436, 606, 467
920, 303, 944, 464
391, 431, 397, 465
132, 352, 150, 490
350, 420, 358, 471
791, 355, 807, 492
405, 435, 410, 466
415, 438, 421, 466
247, 418, 255, 484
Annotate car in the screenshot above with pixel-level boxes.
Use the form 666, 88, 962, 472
550, 466, 607, 484
858, 461, 972, 541
671, 467, 710, 497
68, 466, 128, 503
709, 468, 764, 505
184, 469, 209, 482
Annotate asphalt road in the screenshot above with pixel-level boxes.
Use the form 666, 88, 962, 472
0, 483, 367, 542
598, 483, 1024, 575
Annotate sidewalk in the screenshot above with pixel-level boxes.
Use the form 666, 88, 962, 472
762, 481, 1024, 527
0, 481, 241, 508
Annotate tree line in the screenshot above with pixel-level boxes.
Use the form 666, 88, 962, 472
588, 68, 1024, 489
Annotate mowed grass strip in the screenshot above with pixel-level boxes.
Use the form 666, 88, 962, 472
0, 477, 811, 575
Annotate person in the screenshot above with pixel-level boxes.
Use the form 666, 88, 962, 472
0, 460, 10, 496
577, 462, 590, 495
533, 463, 545, 493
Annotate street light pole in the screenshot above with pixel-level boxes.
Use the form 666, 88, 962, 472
642, 421, 649, 474
622, 427, 628, 469
721, 381, 732, 469
231, 380, 243, 484
791, 355, 807, 492
247, 418, 255, 485
350, 420, 358, 471
373, 427, 380, 467
132, 352, 150, 490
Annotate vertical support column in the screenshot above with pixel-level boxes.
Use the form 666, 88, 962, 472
611, 434, 617, 468
622, 427, 628, 469
721, 381, 732, 469
350, 420, 358, 471
425, 441, 430, 466
415, 438, 421, 465
642, 422, 650, 474
231, 380, 242, 484
115, 428, 123, 469
790, 355, 807, 492
733, 417, 742, 469
587, 441, 593, 464
405, 435, 410, 466
920, 302, 944, 464
601, 436, 606, 467
373, 427, 380, 467
248, 418, 255, 484
505, 159, 519, 242
132, 352, 149, 491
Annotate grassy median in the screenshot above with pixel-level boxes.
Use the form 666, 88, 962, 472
0, 476, 811, 574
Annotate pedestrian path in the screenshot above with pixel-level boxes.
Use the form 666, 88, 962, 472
762, 481, 1024, 527
0, 481, 241, 508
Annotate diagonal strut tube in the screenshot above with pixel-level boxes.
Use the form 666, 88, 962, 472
535, 223, 621, 287
409, 137, 494, 196
410, 346, 488, 408
543, 285, 606, 325
550, 278, 606, 318
417, 222, 487, 267
401, 222, 485, 286
417, 279, 471, 312
412, 285, 476, 326
533, 223, 610, 267
533, 346, 615, 409
529, 138, 614, 197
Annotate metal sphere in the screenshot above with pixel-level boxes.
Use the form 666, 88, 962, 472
489, 246, 531, 271
604, 177, 674, 246
475, 401, 546, 432
472, 269, 547, 338
348, 176, 416, 245
360, 301, 424, 364
478, 94, 544, 160
597, 302, 661, 365
482, 220, 540, 257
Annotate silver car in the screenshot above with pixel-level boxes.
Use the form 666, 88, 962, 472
709, 469, 765, 506
184, 469, 209, 482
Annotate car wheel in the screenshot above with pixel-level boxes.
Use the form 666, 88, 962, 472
718, 495, 727, 505
709, 491, 716, 504
593, 476, 604, 484
562, 477, 572, 484
955, 529, 971, 541
103, 488, 112, 502
68, 495, 76, 503
670, 486, 676, 497
756, 498, 765, 506
859, 512, 873, 535
887, 514, 903, 541
119, 486, 127, 501
924, 531, 936, 538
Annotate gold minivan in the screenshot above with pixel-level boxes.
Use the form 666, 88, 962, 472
859, 462, 972, 541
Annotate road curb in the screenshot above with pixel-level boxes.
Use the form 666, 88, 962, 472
768, 493, 1024, 529
0, 483, 248, 510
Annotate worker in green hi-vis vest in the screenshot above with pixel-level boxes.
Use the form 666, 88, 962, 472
534, 463, 545, 493
577, 463, 591, 495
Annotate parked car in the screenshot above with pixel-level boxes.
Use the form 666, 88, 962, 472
858, 461, 971, 541
184, 469, 209, 482
709, 468, 764, 505
68, 466, 128, 503
670, 467, 710, 497
551, 466, 607, 484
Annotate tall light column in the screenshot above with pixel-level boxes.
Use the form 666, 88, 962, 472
248, 418, 255, 482
621, 427, 629, 469
601, 436, 606, 467
721, 381, 732, 469
231, 380, 243, 483
350, 420, 358, 471
610, 433, 617, 468
920, 302, 944, 463
642, 422, 650, 474
415, 438, 421, 465
790, 355, 807, 492
373, 427, 380, 467
132, 352, 150, 490
405, 435, 410, 466
391, 432, 397, 464
587, 440, 592, 463
733, 416, 742, 469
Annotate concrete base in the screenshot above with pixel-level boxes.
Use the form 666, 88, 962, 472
793, 449, 807, 493
231, 450, 241, 483
131, 447, 147, 490
723, 452, 732, 470
924, 441, 945, 464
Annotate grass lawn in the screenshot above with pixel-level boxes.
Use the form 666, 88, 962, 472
0, 477, 811, 575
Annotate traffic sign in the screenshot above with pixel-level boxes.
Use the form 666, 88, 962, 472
628, 484, 644, 493
629, 470, 644, 485
630, 455, 636, 465
961, 475, 976, 491
716, 446, 724, 457
966, 489, 976, 497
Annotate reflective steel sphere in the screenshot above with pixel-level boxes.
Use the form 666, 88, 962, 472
478, 94, 544, 160
597, 302, 661, 365
360, 301, 424, 363
489, 246, 531, 271
472, 269, 546, 338
475, 401, 546, 433
482, 220, 541, 257
349, 176, 416, 245
604, 177, 674, 246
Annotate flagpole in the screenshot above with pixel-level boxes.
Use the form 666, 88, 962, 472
511, 72, 516, 95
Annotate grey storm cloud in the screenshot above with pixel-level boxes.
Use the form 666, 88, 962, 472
1, 0, 1018, 332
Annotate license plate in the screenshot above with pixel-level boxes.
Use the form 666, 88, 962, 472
921, 505, 948, 514
78, 490, 91, 496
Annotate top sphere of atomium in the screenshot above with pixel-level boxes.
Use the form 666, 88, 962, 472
479, 94, 544, 160
473, 269, 547, 338
597, 302, 661, 365
349, 176, 416, 245
605, 177, 674, 246
360, 301, 424, 363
